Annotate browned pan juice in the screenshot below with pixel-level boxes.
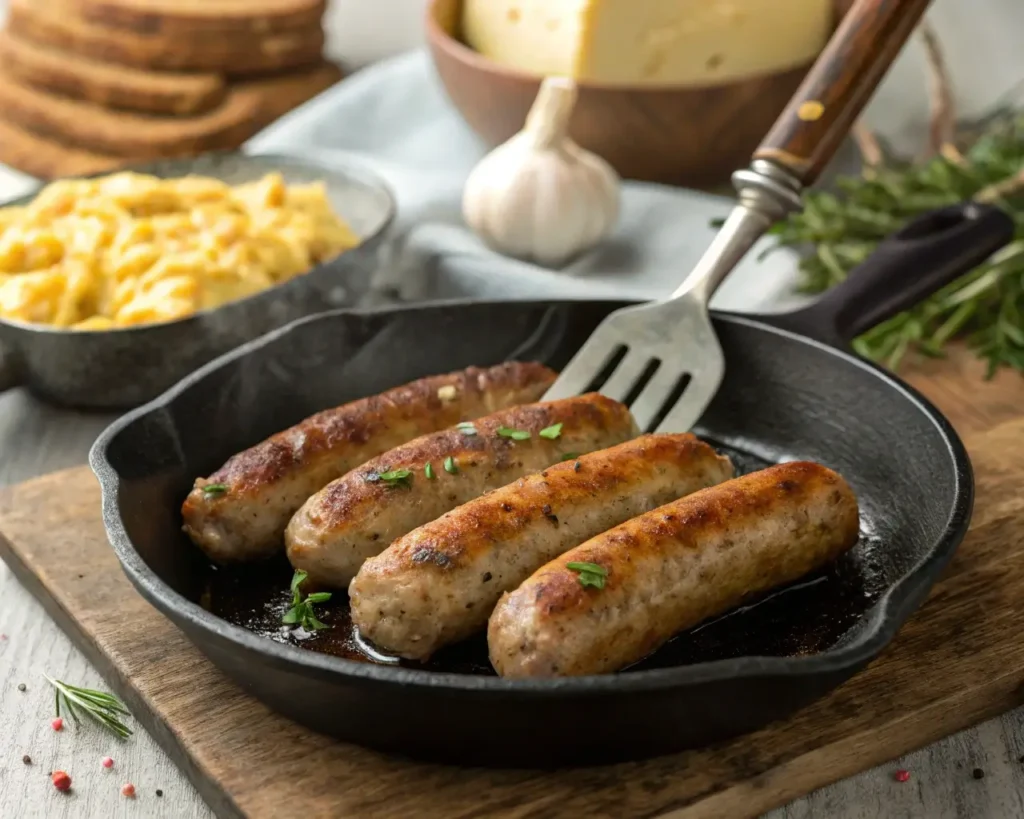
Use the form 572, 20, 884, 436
199, 441, 888, 675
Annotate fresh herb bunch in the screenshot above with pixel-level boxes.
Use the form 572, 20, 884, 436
283, 570, 332, 631
45, 676, 133, 739
769, 109, 1024, 376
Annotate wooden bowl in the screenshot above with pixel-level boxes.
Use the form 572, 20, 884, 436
426, 0, 848, 187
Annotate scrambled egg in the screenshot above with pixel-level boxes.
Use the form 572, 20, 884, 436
0, 170, 361, 329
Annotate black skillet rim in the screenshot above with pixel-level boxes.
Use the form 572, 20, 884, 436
89, 299, 974, 695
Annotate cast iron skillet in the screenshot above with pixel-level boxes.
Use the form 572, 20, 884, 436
0, 151, 395, 410
91, 202, 1012, 767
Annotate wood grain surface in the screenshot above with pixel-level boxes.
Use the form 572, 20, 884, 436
755, 0, 932, 184
0, 346, 1023, 818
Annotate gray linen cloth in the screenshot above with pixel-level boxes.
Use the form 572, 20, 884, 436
247, 50, 807, 315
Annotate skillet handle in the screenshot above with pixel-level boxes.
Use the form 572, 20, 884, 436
762, 202, 1016, 347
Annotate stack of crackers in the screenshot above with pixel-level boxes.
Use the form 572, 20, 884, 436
0, 0, 343, 179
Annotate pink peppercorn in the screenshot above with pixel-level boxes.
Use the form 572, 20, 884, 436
51, 717, 64, 731
102, 757, 114, 769
121, 783, 136, 798
52, 771, 72, 791
894, 769, 910, 782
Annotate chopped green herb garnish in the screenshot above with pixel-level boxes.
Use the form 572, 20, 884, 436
539, 423, 563, 440
567, 561, 608, 589
202, 483, 228, 496
559, 452, 581, 462
456, 422, 478, 436
283, 570, 332, 631
424, 462, 435, 479
444, 455, 458, 474
497, 427, 531, 441
364, 468, 413, 487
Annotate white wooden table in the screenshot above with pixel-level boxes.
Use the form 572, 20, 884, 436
1, 388, 1023, 818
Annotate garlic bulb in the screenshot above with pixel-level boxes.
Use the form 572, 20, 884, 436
462, 77, 620, 267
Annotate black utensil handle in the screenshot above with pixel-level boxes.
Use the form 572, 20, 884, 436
764, 202, 1015, 346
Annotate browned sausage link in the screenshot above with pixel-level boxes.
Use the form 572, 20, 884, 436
180, 362, 556, 564
286, 393, 638, 589
350, 434, 733, 661
488, 462, 860, 678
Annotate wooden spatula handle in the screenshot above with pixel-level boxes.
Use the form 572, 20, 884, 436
753, 0, 933, 186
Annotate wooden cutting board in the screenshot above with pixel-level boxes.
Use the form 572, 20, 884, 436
1, 347, 1023, 819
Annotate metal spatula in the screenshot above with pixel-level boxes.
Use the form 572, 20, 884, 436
543, 0, 934, 432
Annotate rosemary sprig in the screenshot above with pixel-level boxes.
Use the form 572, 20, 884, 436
282, 570, 332, 631
45, 676, 133, 740
768, 27, 1024, 378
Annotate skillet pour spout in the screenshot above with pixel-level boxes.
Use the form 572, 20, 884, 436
90, 194, 1006, 764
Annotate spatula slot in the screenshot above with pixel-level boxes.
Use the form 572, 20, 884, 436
582, 343, 628, 394
644, 372, 692, 433
622, 358, 662, 407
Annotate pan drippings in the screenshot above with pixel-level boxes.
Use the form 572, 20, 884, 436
198, 441, 887, 676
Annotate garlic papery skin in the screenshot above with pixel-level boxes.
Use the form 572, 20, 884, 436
462, 76, 620, 268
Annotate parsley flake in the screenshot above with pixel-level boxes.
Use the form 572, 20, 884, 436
456, 422, 478, 436
567, 561, 608, 589
497, 427, 531, 441
202, 483, 228, 496
365, 468, 413, 487
539, 423, 563, 440
283, 570, 332, 631
444, 456, 459, 474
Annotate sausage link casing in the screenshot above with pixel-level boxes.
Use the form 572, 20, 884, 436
350, 434, 733, 661
286, 393, 638, 588
488, 461, 860, 678
181, 362, 556, 564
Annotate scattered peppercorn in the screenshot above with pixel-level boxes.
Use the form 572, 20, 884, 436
156, 789, 163, 797
894, 769, 910, 782
973, 768, 985, 780
121, 783, 136, 798
52, 771, 72, 792
17, 683, 26, 692
573, 460, 581, 472
102, 756, 114, 769
51, 717, 64, 732
22, 755, 31, 765
1019, 755, 1024, 764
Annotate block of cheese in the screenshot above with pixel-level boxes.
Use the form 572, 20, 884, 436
462, 0, 833, 87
